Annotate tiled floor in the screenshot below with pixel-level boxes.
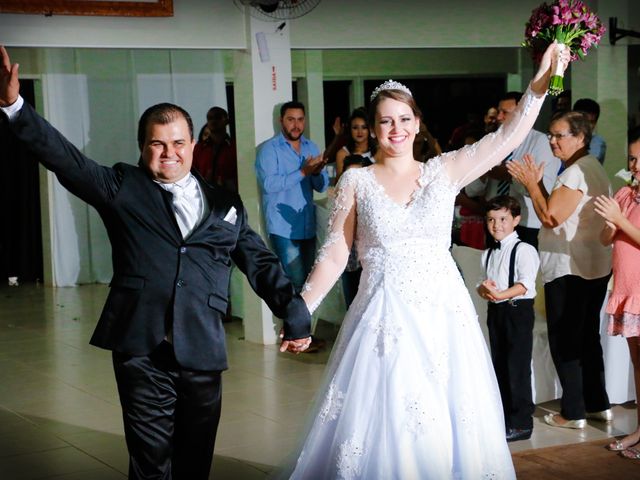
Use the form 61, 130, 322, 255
0, 283, 637, 479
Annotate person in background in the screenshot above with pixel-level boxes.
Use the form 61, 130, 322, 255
508, 110, 612, 431
486, 91, 560, 249
256, 101, 329, 352
484, 106, 499, 134
323, 115, 347, 168
335, 108, 375, 178
595, 126, 640, 459
446, 110, 482, 151
573, 98, 606, 164
255, 101, 329, 291
413, 119, 443, 163
478, 195, 539, 443
192, 106, 238, 192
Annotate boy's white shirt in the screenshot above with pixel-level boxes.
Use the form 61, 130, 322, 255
479, 231, 540, 303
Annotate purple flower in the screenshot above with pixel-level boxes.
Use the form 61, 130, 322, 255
523, 0, 604, 70
580, 35, 592, 50
584, 13, 598, 29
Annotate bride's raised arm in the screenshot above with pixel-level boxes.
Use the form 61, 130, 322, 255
302, 170, 358, 314
444, 42, 570, 188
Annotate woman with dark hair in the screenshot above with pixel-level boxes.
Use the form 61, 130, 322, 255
335, 108, 375, 178
508, 110, 613, 430
595, 127, 640, 458
280, 43, 569, 479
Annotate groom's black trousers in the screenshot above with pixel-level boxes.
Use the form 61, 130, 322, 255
113, 341, 222, 480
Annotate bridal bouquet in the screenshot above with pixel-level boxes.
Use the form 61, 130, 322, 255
522, 0, 606, 95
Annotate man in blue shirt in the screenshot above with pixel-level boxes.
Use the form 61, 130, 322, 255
256, 101, 329, 291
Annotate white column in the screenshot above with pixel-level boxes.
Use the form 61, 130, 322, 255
571, 0, 628, 186
235, 13, 294, 345
350, 78, 365, 111
297, 50, 325, 148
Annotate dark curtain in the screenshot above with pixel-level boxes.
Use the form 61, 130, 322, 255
0, 80, 43, 283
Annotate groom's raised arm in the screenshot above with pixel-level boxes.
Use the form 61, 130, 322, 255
0, 46, 119, 207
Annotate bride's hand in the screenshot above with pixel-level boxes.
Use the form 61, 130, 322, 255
531, 42, 571, 96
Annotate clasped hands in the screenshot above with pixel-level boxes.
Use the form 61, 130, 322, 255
477, 279, 502, 302
279, 329, 312, 354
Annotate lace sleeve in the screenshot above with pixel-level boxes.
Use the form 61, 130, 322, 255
302, 170, 358, 314
443, 85, 547, 189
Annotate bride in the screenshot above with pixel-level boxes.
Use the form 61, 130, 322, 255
284, 43, 568, 479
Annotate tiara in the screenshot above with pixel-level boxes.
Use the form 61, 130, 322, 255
370, 79, 412, 102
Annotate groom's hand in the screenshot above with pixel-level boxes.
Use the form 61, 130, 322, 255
279, 333, 312, 354
0, 46, 20, 107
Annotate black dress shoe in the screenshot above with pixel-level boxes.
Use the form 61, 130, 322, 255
506, 427, 532, 442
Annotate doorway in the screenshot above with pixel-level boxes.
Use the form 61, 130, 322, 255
1, 79, 44, 285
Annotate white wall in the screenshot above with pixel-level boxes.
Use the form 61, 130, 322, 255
0, 1, 245, 49
5, 0, 636, 50
292, 0, 540, 48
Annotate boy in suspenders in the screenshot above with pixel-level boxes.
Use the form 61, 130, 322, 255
478, 196, 540, 442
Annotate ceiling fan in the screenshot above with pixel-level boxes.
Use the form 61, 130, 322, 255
233, 0, 321, 21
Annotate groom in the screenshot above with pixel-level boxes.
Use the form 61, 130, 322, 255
0, 46, 311, 479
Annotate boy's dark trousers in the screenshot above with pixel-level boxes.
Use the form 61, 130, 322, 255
487, 299, 535, 430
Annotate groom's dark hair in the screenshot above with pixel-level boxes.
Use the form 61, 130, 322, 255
137, 103, 194, 150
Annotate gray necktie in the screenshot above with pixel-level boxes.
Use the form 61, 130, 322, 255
167, 176, 201, 238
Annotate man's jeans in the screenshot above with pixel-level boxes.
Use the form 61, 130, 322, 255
269, 234, 316, 292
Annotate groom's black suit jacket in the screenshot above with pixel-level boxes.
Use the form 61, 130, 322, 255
7, 102, 310, 371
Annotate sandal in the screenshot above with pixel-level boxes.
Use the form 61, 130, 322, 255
620, 447, 640, 459
608, 432, 640, 451
608, 440, 625, 451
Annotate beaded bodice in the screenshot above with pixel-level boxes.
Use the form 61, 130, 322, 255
352, 160, 460, 304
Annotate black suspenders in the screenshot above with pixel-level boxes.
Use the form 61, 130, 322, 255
485, 241, 522, 288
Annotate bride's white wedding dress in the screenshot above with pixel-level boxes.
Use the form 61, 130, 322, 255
287, 87, 545, 479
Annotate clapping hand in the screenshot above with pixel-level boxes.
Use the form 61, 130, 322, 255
301, 153, 327, 177
506, 154, 544, 191
332, 116, 344, 138
0, 46, 20, 107
594, 195, 627, 231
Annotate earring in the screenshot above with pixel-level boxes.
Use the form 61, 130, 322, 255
415, 127, 420, 134
370, 132, 376, 139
